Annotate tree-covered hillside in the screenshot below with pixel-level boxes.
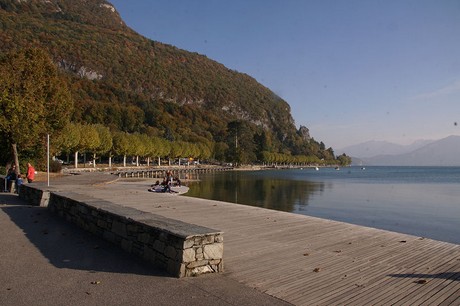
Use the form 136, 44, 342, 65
0, 0, 349, 168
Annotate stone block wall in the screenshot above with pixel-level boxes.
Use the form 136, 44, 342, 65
1, 176, 16, 193
19, 185, 224, 277
18, 184, 50, 206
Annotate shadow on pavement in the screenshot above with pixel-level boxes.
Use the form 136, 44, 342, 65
0, 193, 168, 277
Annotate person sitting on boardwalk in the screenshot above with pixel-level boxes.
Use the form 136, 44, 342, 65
173, 177, 181, 186
148, 176, 179, 193
151, 180, 160, 187
148, 181, 162, 192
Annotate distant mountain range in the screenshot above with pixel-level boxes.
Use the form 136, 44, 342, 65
340, 135, 460, 166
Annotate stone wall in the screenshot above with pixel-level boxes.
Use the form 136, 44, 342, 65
18, 184, 50, 206
19, 185, 224, 277
1, 176, 16, 193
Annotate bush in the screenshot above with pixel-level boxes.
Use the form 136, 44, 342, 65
49, 160, 62, 173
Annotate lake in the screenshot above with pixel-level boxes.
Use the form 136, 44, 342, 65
185, 166, 460, 245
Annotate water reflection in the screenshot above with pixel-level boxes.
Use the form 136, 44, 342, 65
186, 171, 325, 212
185, 168, 460, 244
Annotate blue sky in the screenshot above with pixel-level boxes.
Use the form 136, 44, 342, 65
109, 0, 460, 149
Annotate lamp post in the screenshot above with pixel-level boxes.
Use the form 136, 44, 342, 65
47, 134, 50, 187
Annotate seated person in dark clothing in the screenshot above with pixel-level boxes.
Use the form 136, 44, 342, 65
6, 165, 17, 192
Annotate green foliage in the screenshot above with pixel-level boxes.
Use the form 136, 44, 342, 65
77, 123, 100, 153
112, 131, 130, 157
55, 122, 81, 155
0, 47, 73, 167
337, 153, 352, 166
94, 124, 112, 155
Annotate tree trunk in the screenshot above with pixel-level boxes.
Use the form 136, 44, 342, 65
93, 153, 97, 168
74, 151, 78, 168
123, 155, 126, 167
109, 156, 112, 168
12, 143, 20, 174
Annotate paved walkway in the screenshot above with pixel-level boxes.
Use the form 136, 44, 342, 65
0, 173, 289, 306
4, 173, 460, 305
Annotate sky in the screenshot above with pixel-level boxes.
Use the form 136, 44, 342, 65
109, 0, 460, 149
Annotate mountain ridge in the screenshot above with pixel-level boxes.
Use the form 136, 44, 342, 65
340, 139, 434, 158
348, 135, 460, 166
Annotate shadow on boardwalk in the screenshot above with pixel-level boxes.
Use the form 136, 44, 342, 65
388, 272, 460, 281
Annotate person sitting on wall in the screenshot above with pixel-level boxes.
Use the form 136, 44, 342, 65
16, 174, 23, 194
6, 164, 17, 192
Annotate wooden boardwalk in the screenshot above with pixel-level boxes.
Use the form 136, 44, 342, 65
58, 178, 460, 305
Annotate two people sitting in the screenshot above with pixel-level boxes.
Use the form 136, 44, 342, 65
148, 171, 182, 193
5, 163, 35, 193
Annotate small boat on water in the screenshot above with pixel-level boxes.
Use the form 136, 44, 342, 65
315, 167, 319, 171
148, 185, 190, 194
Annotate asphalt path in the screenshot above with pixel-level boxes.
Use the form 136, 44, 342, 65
0, 191, 291, 306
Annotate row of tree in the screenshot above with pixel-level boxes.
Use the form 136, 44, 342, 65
53, 122, 352, 168
54, 122, 214, 168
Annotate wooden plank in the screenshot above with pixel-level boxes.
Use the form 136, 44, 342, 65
320, 242, 459, 305
438, 288, 460, 306
56, 179, 460, 305
389, 260, 460, 305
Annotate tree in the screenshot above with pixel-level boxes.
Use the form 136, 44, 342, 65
154, 137, 170, 166
143, 135, 156, 166
129, 133, 145, 166
254, 130, 273, 162
0, 48, 73, 171
55, 122, 81, 163
169, 141, 184, 165
76, 124, 100, 168
113, 131, 130, 167
197, 141, 212, 161
226, 120, 256, 165
93, 124, 112, 167
337, 153, 352, 166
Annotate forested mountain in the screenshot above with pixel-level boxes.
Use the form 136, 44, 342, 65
0, 0, 344, 165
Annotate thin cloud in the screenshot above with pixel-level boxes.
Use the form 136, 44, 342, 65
411, 80, 460, 102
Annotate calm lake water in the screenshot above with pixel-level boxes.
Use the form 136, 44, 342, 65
185, 166, 460, 245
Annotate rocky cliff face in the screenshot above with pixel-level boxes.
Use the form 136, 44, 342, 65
298, 125, 311, 141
